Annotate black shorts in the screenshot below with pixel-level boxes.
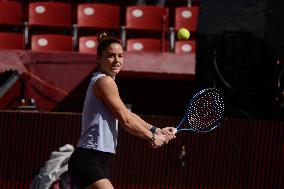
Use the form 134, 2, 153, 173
68, 147, 114, 188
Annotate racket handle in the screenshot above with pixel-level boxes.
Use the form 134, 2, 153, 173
173, 128, 177, 134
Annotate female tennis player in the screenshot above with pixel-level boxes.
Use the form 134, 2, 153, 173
68, 33, 176, 189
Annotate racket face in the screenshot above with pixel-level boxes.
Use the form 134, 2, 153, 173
186, 88, 225, 132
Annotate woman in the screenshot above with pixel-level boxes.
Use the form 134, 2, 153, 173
68, 33, 176, 189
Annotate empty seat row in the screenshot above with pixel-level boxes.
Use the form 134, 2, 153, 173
0, 32, 196, 54
0, 1, 199, 27
0, 1, 199, 30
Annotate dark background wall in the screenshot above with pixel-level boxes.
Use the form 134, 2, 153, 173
195, 0, 284, 119
0, 111, 283, 189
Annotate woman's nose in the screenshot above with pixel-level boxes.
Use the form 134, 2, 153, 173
114, 55, 119, 61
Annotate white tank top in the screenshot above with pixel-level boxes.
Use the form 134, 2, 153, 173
77, 72, 118, 153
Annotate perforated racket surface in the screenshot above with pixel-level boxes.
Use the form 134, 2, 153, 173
173, 88, 225, 133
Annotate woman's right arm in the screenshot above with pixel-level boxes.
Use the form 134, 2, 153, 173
93, 76, 167, 147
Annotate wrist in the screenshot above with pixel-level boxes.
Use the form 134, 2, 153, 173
149, 133, 156, 142
156, 128, 162, 134
150, 126, 157, 134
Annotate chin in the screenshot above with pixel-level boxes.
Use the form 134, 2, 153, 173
108, 70, 120, 78
112, 68, 121, 74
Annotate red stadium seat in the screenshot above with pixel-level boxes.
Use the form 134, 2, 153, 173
175, 6, 199, 32
79, 36, 98, 54
169, 6, 199, 51
125, 5, 168, 31
27, 2, 72, 50
28, 2, 72, 28
31, 34, 73, 52
126, 38, 162, 52
124, 5, 169, 52
0, 1, 22, 26
77, 3, 120, 30
0, 2, 24, 48
175, 40, 196, 54
75, 3, 120, 50
0, 32, 24, 50
75, 3, 120, 51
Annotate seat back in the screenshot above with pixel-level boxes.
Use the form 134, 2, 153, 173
175, 40, 196, 53
79, 36, 98, 54
31, 34, 73, 52
0, 1, 22, 26
77, 3, 120, 29
126, 38, 162, 52
126, 5, 168, 31
0, 32, 24, 49
175, 6, 199, 32
29, 2, 71, 28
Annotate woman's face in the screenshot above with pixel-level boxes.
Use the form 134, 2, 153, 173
97, 43, 124, 78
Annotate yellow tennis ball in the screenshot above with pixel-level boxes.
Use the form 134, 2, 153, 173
177, 28, 190, 40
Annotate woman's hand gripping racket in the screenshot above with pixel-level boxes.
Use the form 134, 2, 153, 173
173, 88, 225, 134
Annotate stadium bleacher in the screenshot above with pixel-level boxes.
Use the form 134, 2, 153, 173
0, 0, 198, 53
0, 0, 198, 112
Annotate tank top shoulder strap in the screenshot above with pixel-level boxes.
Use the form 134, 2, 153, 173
90, 72, 106, 86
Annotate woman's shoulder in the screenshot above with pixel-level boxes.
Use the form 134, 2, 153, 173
93, 75, 118, 97
96, 75, 115, 86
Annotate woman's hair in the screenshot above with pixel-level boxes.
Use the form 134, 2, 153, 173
97, 32, 122, 56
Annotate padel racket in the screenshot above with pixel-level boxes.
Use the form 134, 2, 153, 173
173, 88, 225, 134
